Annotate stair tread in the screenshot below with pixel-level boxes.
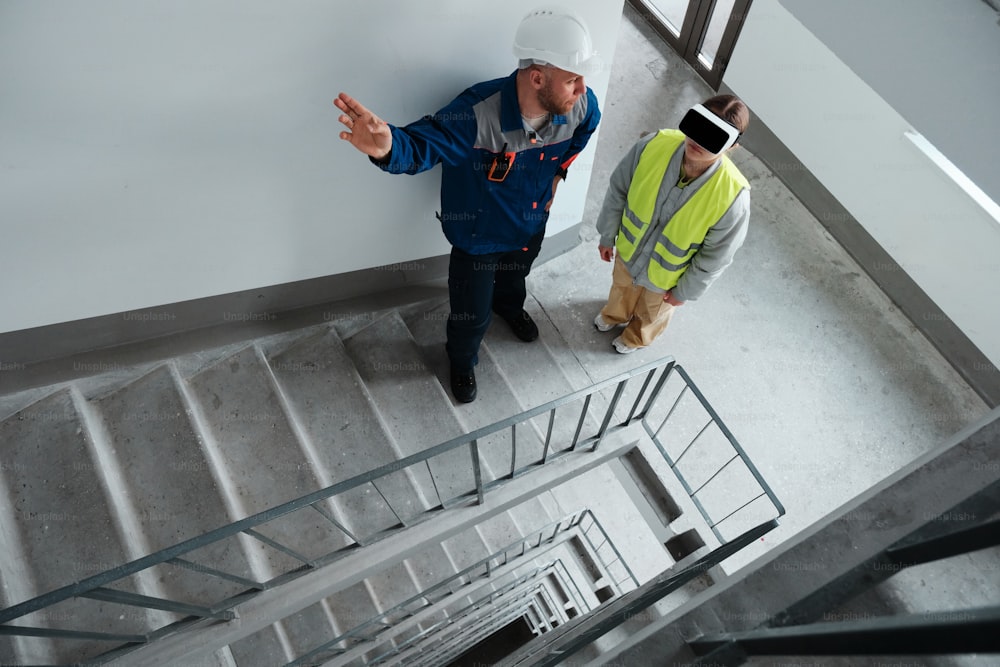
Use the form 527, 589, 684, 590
341, 312, 475, 508
404, 543, 457, 592
229, 622, 288, 667
280, 601, 338, 661
551, 464, 670, 585
535, 490, 565, 521
0, 389, 127, 600
94, 365, 260, 608
267, 327, 414, 539
324, 581, 380, 639
187, 345, 321, 511
188, 346, 354, 574
474, 512, 526, 554
400, 301, 547, 482
507, 496, 561, 537
440, 528, 492, 572
365, 561, 422, 613
480, 294, 588, 403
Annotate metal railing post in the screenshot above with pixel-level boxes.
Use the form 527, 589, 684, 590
470, 439, 485, 505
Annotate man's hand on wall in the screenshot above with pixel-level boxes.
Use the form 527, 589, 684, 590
598, 245, 614, 262
334, 92, 392, 160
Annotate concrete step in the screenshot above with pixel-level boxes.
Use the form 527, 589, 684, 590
364, 561, 423, 622
492, 294, 594, 395
204, 647, 239, 667
279, 600, 340, 663
270, 584, 377, 665
474, 511, 526, 554
361, 561, 426, 655
506, 496, 563, 541
402, 576, 550, 667
92, 364, 260, 610
323, 580, 381, 646
550, 461, 672, 586
310, 504, 584, 664
440, 526, 492, 572
265, 327, 413, 540
339, 311, 475, 510
0, 389, 152, 665
534, 489, 566, 521
399, 300, 547, 483
403, 543, 456, 595
228, 621, 289, 667
575, 572, 716, 667
186, 344, 353, 575
480, 295, 604, 460
389, 563, 556, 666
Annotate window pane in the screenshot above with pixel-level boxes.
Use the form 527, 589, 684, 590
645, 0, 689, 37
698, 0, 738, 68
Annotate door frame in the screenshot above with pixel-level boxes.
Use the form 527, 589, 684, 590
627, 0, 753, 90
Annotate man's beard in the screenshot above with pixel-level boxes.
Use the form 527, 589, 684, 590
537, 81, 571, 115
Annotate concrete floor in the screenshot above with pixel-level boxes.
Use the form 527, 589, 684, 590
532, 5, 991, 574
532, 7, 997, 664
0, 5, 994, 666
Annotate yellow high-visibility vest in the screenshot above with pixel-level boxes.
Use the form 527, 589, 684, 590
616, 129, 749, 291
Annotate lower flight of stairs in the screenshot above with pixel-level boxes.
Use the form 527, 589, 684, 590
0, 295, 725, 666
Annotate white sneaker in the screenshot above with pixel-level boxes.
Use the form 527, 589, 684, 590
612, 336, 638, 354
594, 313, 617, 332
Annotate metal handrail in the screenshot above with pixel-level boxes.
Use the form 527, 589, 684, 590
375, 567, 557, 667
389, 560, 581, 667
469, 362, 791, 667
373, 358, 792, 667
287, 510, 618, 666
577, 511, 636, 595
496, 518, 781, 667
642, 364, 785, 543
0, 356, 679, 657
0, 355, 783, 667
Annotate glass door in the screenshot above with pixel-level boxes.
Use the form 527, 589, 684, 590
629, 0, 753, 89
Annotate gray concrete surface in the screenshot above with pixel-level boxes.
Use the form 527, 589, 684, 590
0, 5, 993, 666
531, 4, 991, 573
0, 293, 668, 665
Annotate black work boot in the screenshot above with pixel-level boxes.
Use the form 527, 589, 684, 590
495, 309, 539, 342
450, 367, 477, 403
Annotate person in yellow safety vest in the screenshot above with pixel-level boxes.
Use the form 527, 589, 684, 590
594, 95, 751, 354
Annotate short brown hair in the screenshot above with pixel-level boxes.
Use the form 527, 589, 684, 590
702, 94, 750, 134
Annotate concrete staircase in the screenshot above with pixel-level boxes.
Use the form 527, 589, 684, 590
0, 295, 740, 666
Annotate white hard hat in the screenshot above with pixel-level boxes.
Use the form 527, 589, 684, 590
512, 6, 602, 77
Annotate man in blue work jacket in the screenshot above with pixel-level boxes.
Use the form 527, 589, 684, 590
335, 7, 602, 403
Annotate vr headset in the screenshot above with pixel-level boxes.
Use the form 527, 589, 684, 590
678, 104, 741, 154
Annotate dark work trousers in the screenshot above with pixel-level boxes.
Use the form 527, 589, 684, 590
446, 231, 544, 372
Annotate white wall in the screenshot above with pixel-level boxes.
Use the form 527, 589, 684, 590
725, 0, 1000, 366
778, 0, 1000, 208
0, 0, 622, 334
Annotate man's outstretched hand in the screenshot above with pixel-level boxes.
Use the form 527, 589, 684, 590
334, 92, 392, 160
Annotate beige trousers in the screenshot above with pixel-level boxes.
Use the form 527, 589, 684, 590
600, 256, 676, 348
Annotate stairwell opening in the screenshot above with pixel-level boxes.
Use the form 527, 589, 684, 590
666, 528, 706, 561
443, 616, 537, 667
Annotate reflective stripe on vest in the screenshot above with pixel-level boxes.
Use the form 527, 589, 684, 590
616, 129, 749, 291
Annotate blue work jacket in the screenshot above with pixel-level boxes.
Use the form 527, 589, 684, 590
374, 70, 601, 254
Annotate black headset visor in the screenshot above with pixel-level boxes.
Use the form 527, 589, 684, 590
678, 103, 741, 154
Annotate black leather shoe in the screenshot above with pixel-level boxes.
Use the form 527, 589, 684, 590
450, 368, 477, 403
496, 310, 539, 342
